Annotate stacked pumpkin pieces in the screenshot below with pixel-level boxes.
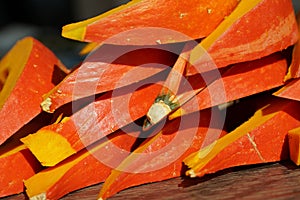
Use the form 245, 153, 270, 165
1, 0, 300, 199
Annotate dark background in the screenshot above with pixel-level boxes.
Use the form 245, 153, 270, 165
0, 0, 130, 68
0, 0, 299, 68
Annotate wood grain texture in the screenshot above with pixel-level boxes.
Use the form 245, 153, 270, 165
3, 161, 300, 200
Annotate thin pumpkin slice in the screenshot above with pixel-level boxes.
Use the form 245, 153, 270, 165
98, 109, 226, 200
187, 0, 298, 75
0, 37, 68, 145
184, 97, 300, 178
24, 124, 139, 200
171, 52, 288, 119
61, 0, 239, 45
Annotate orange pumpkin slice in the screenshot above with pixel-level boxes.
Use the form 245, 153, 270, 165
184, 98, 300, 178
61, 0, 239, 45
0, 37, 68, 145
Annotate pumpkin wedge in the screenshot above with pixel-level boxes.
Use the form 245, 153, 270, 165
24, 124, 139, 200
184, 97, 300, 178
61, 0, 239, 45
273, 78, 300, 102
171, 52, 288, 119
22, 77, 164, 166
187, 0, 298, 75
0, 142, 41, 197
98, 109, 227, 200
0, 37, 68, 145
41, 43, 181, 113
288, 127, 300, 166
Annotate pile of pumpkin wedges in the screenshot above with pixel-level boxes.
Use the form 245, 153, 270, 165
1, 0, 300, 199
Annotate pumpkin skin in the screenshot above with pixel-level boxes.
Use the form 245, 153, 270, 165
0, 37, 68, 145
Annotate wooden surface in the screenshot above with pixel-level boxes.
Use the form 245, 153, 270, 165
3, 160, 300, 200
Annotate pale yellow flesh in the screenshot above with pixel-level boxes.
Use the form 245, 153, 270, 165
20, 130, 76, 167
0, 37, 33, 109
